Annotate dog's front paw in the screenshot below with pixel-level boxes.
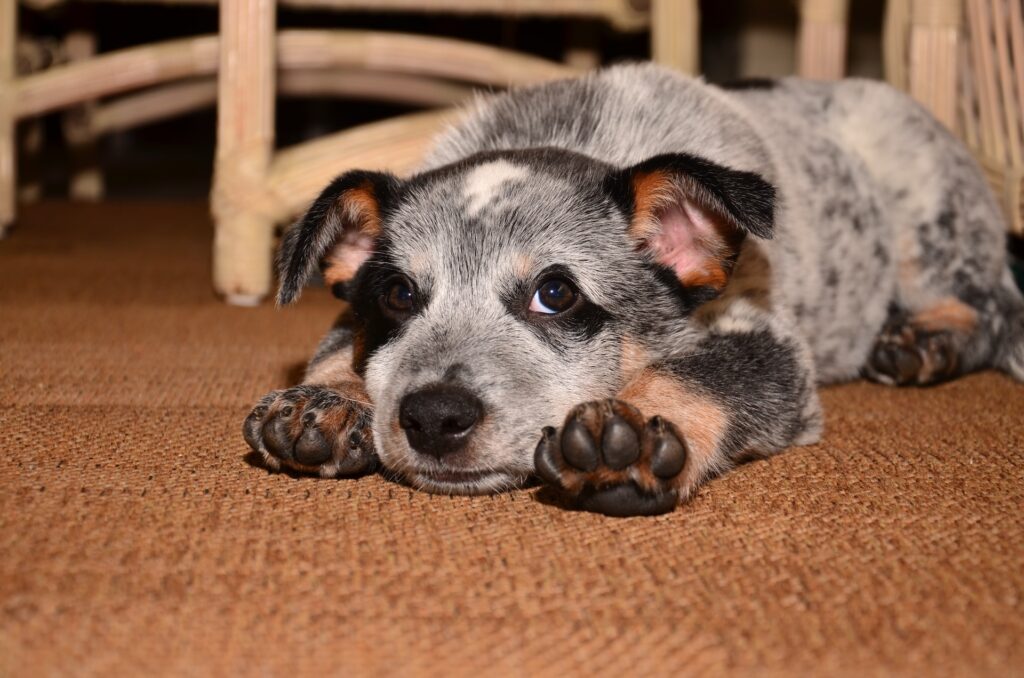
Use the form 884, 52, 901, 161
243, 384, 376, 477
533, 399, 687, 517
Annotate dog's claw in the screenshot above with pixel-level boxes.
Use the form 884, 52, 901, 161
534, 399, 687, 517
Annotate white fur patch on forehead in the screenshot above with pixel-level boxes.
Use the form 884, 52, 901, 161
463, 160, 530, 217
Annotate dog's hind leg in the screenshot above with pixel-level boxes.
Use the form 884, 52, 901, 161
992, 271, 1024, 382
864, 300, 975, 385
864, 275, 1024, 385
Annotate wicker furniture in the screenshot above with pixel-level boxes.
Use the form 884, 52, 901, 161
210, 0, 855, 304
1, 0, 870, 303
208, 0, 703, 304
797, 0, 850, 80
886, 0, 1023, 236
0, 0, 703, 303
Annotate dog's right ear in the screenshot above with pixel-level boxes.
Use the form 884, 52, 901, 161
277, 170, 401, 306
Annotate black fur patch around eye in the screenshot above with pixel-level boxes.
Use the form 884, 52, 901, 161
347, 245, 425, 369
503, 265, 612, 350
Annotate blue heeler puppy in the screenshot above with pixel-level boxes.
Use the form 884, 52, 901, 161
243, 64, 1024, 517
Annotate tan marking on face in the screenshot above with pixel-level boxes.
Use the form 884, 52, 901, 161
322, 255, 360, 287
618, 370, 730, 497
618, 338, 651, 385
512, 253, 534, 279
911, 297, 978, 333
407, 252, 430, 278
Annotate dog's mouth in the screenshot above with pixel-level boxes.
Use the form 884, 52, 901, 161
409, 467, 525, 494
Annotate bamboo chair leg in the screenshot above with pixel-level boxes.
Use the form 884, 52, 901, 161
909, 0, 962, 132
64, 31, 104, 201
797, 0, 850, 80
651, 0, 699, 75
883, 0, 911, 89
0, 0, 16, 237
211, 0, 277, 305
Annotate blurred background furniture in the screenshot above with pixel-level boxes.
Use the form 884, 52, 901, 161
209, 0, 668, 304
210, 0, 861, 303
885, 0, 1023, 237
3, 0, 1021, 301
1, 0, 699, 301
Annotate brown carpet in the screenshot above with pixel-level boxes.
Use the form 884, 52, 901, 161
1, 201, 1023, 677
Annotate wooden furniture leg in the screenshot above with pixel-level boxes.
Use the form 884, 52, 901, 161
0, 0, 16, 236
910, 0, 962, 131
651, 0, 699, 75
797, 0, 850, 80
211, 0, 277, 305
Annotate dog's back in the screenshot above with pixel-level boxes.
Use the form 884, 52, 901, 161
428, 64, 1024, 384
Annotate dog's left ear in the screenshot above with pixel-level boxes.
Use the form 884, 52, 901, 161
605, 153, 775, 293
277, 170, 401, 305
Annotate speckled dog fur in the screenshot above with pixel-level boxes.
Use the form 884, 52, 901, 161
243, 64, 1024, 516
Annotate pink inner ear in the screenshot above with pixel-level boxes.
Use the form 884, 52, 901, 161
340, 230, 375, 268
647, 199, 724, 283
323, 230, 376, 284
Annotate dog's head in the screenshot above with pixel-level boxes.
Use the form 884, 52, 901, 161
278, 148, 774, 493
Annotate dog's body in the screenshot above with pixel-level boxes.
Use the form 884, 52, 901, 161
244, 64, 1024, 516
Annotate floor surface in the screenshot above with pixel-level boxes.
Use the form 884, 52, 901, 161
1, 202, 1022, 676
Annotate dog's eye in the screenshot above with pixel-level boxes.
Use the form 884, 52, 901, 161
384, 279, 414, 313
529, 278, 577, 315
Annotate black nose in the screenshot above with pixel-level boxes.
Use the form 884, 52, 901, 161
399, 384, 483, 457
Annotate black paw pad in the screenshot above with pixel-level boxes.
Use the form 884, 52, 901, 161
533, 399, 689, 518
261, 414, 295, 458
869, 341, 922, 384
575, 483, 679, 517
561, 419, 599, 471
294, 425, 331, 466
648, 417, 686, 479
242, 385, 376, 476
601, 415, 640, 470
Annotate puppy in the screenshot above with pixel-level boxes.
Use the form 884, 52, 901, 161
243, 64, 1024, 516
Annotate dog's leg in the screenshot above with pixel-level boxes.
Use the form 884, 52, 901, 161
865, 281, 1024, 386
535, 328, 821, 516
243, 325, 378, 477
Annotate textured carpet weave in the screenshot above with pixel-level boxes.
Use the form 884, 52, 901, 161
1, 202, 1023, 677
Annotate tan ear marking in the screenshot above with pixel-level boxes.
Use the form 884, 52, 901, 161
628, 170, 742, 293
321, 182, 382, 286
629, 170, 674, 240
341, 183, 383, 238
677, 264, 730, 291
